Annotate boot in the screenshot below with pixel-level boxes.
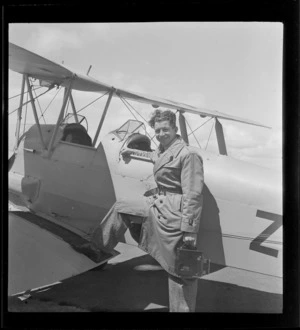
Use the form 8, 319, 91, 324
72, 242, 112, 263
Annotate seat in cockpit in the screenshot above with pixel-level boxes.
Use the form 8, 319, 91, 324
61, 123, 93, 147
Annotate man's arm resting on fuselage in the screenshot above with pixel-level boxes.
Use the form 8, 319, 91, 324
121, 147, 155, 163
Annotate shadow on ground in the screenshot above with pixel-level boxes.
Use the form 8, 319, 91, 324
8, 254, 282, 313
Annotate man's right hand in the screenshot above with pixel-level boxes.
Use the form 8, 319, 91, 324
182, 232, 197, 248
120, 147, 133, 155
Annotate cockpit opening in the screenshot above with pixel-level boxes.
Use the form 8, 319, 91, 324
126, 133, 152, 152
61, 123, 93, 147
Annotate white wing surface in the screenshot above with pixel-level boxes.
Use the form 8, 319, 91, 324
9, 42, 270, 128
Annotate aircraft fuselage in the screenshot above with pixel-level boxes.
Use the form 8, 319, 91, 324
9, 122, 282, 277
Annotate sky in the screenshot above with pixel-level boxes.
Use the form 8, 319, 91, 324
8, 22, 282, 171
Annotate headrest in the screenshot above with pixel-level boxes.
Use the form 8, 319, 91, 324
126, 133, 151, 147
64, 123, 87, 133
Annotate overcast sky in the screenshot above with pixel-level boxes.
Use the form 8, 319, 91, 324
8, 22, 282, 171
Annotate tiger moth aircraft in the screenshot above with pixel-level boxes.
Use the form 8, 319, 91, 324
8, 42, 282, 298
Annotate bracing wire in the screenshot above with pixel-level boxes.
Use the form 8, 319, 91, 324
121, 97, 150, 126
119, 96, 138, 124
119, 96, 158, 147
39, 86, 62, 121
149, 134, 157, 142
32, 80, 46, 124
185, 118, 202, 149
205, 119, 215, 150
118, 95, 158, 147
118, 96, 140, 121
119, 96, 151, 144
76, 91, 110, 114
9, 86, 43, 100
119, 97, 153, 132
187, 117, 213, 136
9, 88, 53, 116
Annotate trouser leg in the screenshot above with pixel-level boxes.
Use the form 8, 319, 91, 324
168, 274, 198, 312
90, 207, 128, 253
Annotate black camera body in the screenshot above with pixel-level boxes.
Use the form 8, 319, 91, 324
175, 244, 210, 278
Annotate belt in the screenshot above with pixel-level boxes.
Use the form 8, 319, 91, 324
144, 186, 182, 197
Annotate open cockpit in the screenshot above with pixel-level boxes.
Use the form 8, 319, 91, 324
61, 123, 93, 147
111, 119, 154, 152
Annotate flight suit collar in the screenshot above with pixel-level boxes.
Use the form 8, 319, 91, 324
153, 135, 186, 174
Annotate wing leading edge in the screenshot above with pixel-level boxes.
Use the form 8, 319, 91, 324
9, 42, 270, 128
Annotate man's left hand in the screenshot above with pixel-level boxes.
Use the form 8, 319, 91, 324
183, 232, 197, 247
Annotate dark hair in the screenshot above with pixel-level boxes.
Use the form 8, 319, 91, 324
148, 109, 177, 128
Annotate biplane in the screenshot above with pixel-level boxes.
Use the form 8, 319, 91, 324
8, 42, 282, 296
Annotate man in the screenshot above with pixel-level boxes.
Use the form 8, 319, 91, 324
122, 109, 204, 312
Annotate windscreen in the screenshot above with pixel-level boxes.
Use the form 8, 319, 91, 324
113, 120, 145, 140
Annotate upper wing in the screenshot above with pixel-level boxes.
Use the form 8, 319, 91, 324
9, 42, 112, 93
9, 42, 270, 128
114, 89, 271, 128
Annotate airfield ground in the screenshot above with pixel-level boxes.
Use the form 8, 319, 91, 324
7, 204, 282, 313
7, 242, 282, 313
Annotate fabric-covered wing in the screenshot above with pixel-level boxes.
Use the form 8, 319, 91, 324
114, 89, 270, 128
9, 42, 269, 128
9, 42, 112, 93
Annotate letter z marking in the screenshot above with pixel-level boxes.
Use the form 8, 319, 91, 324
249, 210, 282, 258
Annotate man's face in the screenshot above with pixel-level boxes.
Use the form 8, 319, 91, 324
154, 120, 177, 148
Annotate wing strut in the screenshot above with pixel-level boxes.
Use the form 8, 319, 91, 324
69, 93, 79, 123
14, 74, 26, 152
47, 77, 74, 157
215, 118, 228, 156
92, 89, 114, 147
25, 75, 46, 149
